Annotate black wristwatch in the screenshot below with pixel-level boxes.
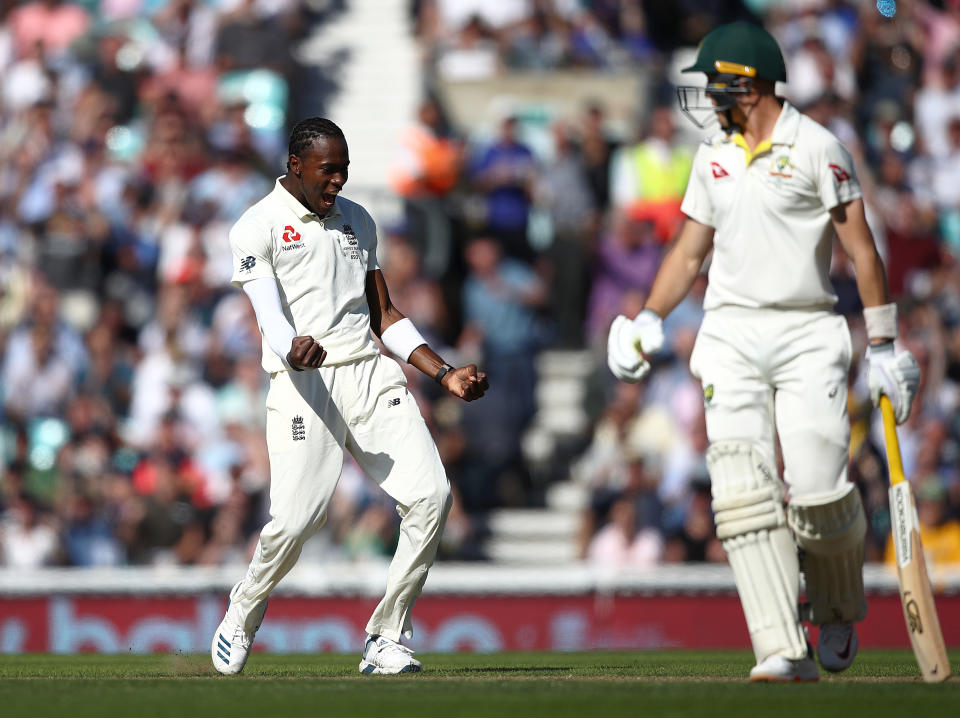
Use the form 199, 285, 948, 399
434, 363, 455, 385
286, 352, 304, 371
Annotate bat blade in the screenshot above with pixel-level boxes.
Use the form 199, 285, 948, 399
882, 397, 952, 683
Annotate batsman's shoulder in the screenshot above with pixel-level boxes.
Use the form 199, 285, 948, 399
798, 113, 851, 155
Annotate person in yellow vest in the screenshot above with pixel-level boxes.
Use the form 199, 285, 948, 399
609, 104, 692, 242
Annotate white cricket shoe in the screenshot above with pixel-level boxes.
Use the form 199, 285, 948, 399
211, 583, 268, 675
749, 653, 819, 683
359, 634, 423, 675
817, 622, 858, 673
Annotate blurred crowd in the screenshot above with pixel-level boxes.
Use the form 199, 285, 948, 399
1, 0, 959, 571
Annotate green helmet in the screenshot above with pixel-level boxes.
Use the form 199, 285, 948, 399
682, 22, 786, 82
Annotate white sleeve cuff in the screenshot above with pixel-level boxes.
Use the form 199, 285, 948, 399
380, 317, 427, 362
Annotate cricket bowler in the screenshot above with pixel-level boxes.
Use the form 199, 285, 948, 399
607, 22, 920, 681
212, 117, 488, 676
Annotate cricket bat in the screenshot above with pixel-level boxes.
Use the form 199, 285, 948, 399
880, 395, 951, 683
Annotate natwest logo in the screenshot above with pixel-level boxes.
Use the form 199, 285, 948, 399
711, 162, 730, 179
282, 226, 302, 242
828, 164, 851, 182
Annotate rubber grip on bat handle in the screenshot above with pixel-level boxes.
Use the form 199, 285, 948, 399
880, 395, 905, 486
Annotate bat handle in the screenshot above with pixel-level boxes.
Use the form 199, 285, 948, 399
880, 395, 905, 486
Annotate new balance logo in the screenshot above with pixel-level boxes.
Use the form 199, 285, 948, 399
292, 415, 305, 441
386, 398, 400, 407
240, 256, 256, 272
282, 225, 302, 242
828, 163, 851, 182
711, 162, 730, 179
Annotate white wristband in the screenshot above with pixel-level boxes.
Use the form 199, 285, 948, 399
863, 303, 897, 341
380, 317, 427, 362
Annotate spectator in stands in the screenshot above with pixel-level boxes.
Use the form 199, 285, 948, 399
458, 236, 546, 509
0, 1, 958, 570
585, 212, 662, 346
0, 492, 59, 568
389, 98, 463, 278
8, 0, 90, 62
609, 104, 691, 244
469, 114, 537, 262
536, 120, 597, 347
579, 101, 619, 212
587, 493, 663, 567
63, 492, 124, 566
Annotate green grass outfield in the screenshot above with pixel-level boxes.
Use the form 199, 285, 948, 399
0, 651, 957, 718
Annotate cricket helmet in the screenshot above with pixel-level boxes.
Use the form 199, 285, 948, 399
677, 22, 786, 131
683, 21, 787, 83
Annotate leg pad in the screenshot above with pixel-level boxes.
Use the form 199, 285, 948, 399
788, 483, 867, 623
708, 442, 807, 662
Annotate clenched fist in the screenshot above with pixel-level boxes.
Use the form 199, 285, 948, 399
287, 336, 327, 371
441, 364, 489, 402
607, 309, 665, 383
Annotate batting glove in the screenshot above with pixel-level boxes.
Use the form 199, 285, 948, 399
866, 341, 921, 424
606, 310, 664, 383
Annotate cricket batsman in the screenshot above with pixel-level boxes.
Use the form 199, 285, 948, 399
607, 22, 920, 681
212, 117, 488, 675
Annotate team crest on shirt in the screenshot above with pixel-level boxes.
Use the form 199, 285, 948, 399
769, 154, 794, 178
337, 224, 361, 261
292, 415, 305, 441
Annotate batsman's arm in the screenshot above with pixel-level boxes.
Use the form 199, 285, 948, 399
831, 198, 890, 321
644, 217, 714, 319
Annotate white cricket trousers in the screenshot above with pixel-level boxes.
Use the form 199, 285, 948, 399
227, 352, 452, 642
690, 306, 853, 498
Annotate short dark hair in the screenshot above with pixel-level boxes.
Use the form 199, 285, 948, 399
287, 117, 346, 162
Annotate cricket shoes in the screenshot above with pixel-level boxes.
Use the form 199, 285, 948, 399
817, 622, 858, 673
359, 634, 423, 675
749, 645, 820, 683
211, 583, 268, 675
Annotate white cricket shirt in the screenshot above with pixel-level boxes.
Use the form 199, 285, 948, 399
680, 101, 862, 311
230, 179, 380, 372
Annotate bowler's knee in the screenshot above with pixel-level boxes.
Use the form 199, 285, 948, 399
264, 511, 326, 546
417, 481, 452, 526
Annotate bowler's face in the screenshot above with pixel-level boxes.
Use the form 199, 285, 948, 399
295, 135, 350, 215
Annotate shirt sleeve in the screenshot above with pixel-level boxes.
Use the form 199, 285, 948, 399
680, 144, 715, 227
817, 136, 862, 210
362, 207, 380, 271
229, 215, 276, 287
242, 277, 296, 368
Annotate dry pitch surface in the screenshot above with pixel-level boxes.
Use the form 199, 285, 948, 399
0, 650, 957, 718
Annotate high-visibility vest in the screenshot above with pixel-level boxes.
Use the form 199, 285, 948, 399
631, 143, 692, 201
389, 126, 459, 197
